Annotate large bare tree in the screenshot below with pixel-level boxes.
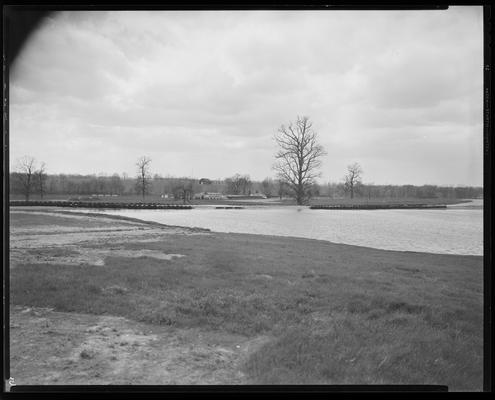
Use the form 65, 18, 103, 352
135, 156, 152, 200
344, 162, 363, 199
15, 156, 37, 200
273, 116, 326, 205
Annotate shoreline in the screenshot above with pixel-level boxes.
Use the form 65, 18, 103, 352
9, 207, 483, 258
9, 196, 474, 208
9, 208, 211, 233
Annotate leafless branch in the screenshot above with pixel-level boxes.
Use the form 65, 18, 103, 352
136, 156, 152, 200
344, 162, 363, 199
15, 156, 37, 200
273, 116, 326, 205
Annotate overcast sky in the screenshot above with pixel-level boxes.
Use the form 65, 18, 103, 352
10, 7, 483, 186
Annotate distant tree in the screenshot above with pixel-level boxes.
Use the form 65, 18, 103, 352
308, 182, 321, 197
335, 182, 346, 198
326, 182, 340, 199
417, 185, 437, 199
47, 176, 57, 194
261, 177, 275, 198
361, 183, 372, 200
15, 156, 37, 200
344, 162, 363, 199
273, 116, 326, 205
121, 172, 132, 194
110, 173, 124, 195
224, 177, 236, 194
172, 179, 194, 204
238, 175, 252, 195
96, 175, 107, 194
35, 162, 47, 199
225, 174, 252, 195
135, 156, 152, 200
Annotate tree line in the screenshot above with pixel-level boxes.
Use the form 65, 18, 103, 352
10, 116, 482, 203
10, 168, 482, 202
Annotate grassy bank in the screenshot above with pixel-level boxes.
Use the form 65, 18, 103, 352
9, 211, 483, 389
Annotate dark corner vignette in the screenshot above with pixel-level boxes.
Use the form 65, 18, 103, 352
3, 5, 52, 393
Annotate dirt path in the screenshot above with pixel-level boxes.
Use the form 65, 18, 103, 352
10, 306, 270, 385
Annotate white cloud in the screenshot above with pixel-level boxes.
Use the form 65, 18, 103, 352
10, 7, 483, 185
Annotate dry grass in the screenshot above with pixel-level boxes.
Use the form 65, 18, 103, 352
9, 211, 483, 390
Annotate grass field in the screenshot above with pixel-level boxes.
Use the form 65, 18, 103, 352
9, 210, 483, 389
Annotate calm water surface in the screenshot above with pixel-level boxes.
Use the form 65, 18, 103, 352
82, 200, 483, 255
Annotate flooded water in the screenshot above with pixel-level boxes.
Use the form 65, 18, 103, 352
80, 200, 483, 255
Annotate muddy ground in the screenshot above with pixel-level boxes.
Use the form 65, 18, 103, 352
10, 305, 269, 385
8, 209, 268, 385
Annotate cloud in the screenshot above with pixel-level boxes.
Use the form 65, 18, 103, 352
9, 7, 483, 185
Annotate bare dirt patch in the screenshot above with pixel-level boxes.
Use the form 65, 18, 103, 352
9, 305, 270, 385
9, 210, 206, 268
13, 246, 185, 267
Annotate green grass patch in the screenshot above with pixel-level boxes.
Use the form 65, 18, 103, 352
244, 313, 482, 389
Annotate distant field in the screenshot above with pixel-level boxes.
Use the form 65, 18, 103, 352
9, 193, 470, 207
9, 210, 483, 389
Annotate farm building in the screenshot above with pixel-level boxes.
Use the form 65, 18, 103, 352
194, 192, 226, 200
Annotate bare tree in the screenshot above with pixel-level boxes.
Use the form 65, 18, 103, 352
261, 177, 275, 198
273, 116, 326, 205
224, 176, 238, 195
110, 173, 124, 195
15, 156, 37, 200
35, 162, 47, 199
344, 162, 363, 199
135, 156, 152, 200
173, 179, 194, 204
225, 174, 252, 195
238, 175, 252, 195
